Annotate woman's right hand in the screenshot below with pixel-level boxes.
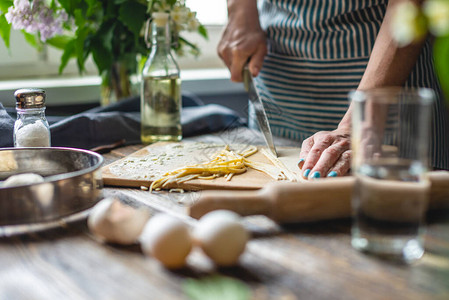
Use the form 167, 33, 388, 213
217, 0, 267, 82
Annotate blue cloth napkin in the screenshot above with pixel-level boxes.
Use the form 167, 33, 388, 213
0, 102, 14, 147
0, 93, 245, 149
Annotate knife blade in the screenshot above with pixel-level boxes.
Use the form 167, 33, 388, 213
243, 66, 278, 157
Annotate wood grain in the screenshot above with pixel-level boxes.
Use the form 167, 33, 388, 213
1, 129, 448, 300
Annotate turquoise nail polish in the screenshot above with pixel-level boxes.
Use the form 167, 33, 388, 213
303, 169, 311, 178
298, 158, 305, 168
327, 171, 338, 177
311, 171, 321, 179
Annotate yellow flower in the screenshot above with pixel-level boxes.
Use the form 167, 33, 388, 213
187, 18, 199, 32
424, 0, 449, 36
391, 2, 428, 46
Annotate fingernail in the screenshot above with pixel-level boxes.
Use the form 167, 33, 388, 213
303, 169, 311, 178
298, 158, 305, 169
311, 171, 321, 179
327, 171, 338, 177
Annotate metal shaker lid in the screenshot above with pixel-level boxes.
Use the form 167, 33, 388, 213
14, 88, 46, 109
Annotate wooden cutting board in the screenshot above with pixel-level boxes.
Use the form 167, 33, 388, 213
102, 142, 301, 190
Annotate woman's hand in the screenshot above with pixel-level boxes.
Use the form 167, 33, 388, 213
217, 0, 267, 82
298, 127, 352, 179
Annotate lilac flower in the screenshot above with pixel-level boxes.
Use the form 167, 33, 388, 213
5, 0, 31, 30
5, 0, 69, 42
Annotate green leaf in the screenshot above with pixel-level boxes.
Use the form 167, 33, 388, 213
74, 26, 90, 72
74, 8, 86, 28
58, 0, 80, 15
97, 21, 115, 52
85, 0, 100, 17
434, 35, 449, 103
104, 0, 116, 19
58, 39, 76, 74
198, 24, 208, 39
147, 0, 154, 11
138, 55, 147, 74
0, 14, 11, 48
46, 35, 73, 49
118, 1, 147, 36
21, 30, 42, 51
166, 0, 177, 7
183, 275, 251, 300
75, 27, 91, 72
72, 8, 90, 72
90, 22, 115, 74
49, 0, 58, 11
92, 43, 113, 75
0, 0, 13, 13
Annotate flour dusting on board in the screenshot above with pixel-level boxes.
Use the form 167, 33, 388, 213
109, 142, 251, 181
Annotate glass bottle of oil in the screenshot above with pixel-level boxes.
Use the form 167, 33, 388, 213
140, 12, 182, 144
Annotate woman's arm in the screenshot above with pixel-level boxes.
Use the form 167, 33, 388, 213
217, 0, 267, 81
298, 0, 427, 179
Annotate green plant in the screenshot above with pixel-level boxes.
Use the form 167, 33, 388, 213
0, 0, 207, 101
183, 275, 251, 300
391, 0, 449, 101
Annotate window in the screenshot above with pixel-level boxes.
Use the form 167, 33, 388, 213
178, 0, 228, 70
186, 0, 227, 25
0, 0, 231, 106
0, 0, 227, 80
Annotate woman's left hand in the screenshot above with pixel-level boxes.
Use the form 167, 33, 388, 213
298, 127, 352, 179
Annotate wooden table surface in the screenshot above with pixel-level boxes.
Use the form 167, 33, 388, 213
1, 128, 449, 300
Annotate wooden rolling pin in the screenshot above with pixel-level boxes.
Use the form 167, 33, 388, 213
189, 171, 449, 223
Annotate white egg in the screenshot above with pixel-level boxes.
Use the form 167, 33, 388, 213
87, 198, 150, 245
193, 210, 249, 266
2, 173, 44, 187
139, 213, 192, 269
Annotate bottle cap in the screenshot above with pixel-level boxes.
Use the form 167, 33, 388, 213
152, 12, 169, 27
14, 88, 46, 109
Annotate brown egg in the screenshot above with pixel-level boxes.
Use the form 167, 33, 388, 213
87, 198, 150, 245
2, 173, 44, 187
193, 210, 249, 266
139, 213, 192, 269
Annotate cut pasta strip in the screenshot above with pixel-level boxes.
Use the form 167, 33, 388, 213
148, 145, 295, 192
260, 148, 298, 182
243, 159, 287, 181
225, 173, 235, 181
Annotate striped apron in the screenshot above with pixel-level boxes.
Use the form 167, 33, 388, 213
255, 0, 449, 170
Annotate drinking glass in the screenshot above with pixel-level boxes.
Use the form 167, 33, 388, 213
350, 87, 434, 263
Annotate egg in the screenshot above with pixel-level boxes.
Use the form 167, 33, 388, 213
139, 213, 192, 269
87, 198, 150, 245
193, 210, 249, 266
2, 173, 44, 187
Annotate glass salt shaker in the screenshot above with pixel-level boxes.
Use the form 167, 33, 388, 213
14, 88, 51, 147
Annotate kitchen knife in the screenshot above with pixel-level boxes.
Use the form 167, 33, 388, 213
243, 66, 278, 157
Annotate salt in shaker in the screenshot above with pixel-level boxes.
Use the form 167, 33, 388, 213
14, 88, 51, 147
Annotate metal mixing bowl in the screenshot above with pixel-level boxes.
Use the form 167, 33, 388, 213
0, 147, 104, 228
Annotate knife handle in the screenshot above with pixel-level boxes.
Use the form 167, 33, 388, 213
242, 65, 251, 92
